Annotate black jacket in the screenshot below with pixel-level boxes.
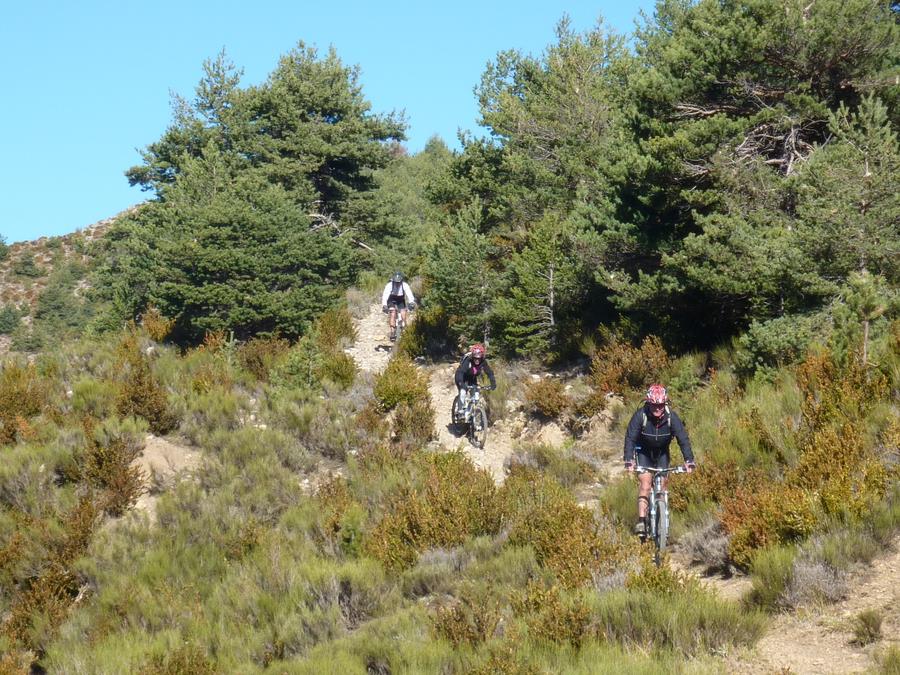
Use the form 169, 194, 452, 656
623, 405, 693, 463
454, 355, 496, 389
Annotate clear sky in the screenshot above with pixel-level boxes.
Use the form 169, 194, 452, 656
0, 0, 652, 243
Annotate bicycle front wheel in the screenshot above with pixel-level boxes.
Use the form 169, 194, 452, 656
470, 405, 487, 449
654, 497, 668, 566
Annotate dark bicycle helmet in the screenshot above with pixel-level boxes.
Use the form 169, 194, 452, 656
392, 271, 404, 283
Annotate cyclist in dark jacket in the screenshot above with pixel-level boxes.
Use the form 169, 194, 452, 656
453, 343, 496, 421
624, 384, 695, 536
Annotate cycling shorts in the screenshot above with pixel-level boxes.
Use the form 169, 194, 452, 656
636, 448, 669, 470
386, 295, 406, 310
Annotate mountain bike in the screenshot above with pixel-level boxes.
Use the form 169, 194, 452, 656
635, 465, 687, 566
451, 384, 488, 449
385, 303, 414, 353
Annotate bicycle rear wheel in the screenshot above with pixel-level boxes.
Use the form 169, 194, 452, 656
654, 497, 668, 566
469, 405, 487, 449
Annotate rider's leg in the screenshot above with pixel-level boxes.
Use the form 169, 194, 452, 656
400, 307, 408, 326
388, 307, 397, 338
636, 473, 652, 535
457, 386, 468, 418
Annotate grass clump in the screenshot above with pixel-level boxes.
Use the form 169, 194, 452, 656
851, 608, 884, 646
138, 644, 218, 675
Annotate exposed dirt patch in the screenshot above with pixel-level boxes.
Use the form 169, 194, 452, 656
131, 434, 202, 522
730, 541, 900, 674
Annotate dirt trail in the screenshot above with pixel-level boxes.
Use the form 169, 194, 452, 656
346, 301, 394, 375
426, 363, 522, 484
730, 541, 900, 675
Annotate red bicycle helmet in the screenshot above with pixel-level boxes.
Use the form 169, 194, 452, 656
470, 343, 486, 359
645, 384, 668, 405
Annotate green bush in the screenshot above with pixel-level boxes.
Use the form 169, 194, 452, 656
745, 544, 797, 611
237, 336, 290, 381
0, 305, 21, 334
314, 306, 357, 351
12, 251, 44, 278
735, 313, 823, 379
71, 377, 117, 419
373, 357, 429, 412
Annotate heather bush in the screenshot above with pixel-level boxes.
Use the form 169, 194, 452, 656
314, 305, 357, 351
524, 377, 570, 419
432, 588, 501, 647
75, 419, 147, 517
512, 580, 590, 647
373, 357, 429, 412
140, 306, 175, 343
71, 376, 117, 419
500, 467, 630, 588
0, 361, 52, 445
588, 587, 766, 656
365, 452, 499, 571
590, 334, 669, 395
745, 544, 797, 611
115, 331, 177, 434
237, 335, 290, 381
506, 443, 596, 489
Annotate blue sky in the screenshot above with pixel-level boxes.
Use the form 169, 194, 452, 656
1, 0, 652, 243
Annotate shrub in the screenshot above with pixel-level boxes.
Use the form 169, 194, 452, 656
735, 313, 822, 379
500, 467, 629, 588
12, 251, 43, 278
76, 419, 147, 517
115, 331, 178, 435
524, 378, 570, 419
373, 357, 429, 412
314, 306, 357, 351
237, 335, 290, 381
140, 306, 175, 342
851, 608, 883, 646
506, 443, 596, 489
745, 544, 797, 611
0, 361, 51, 445
432, 590, 501, 647
138, 645, 218, 675
513, 580, 590, 647
396, 304, 452, 360
0, 304, 21, 334
365, 452, 499, 571
71, 377, 117, 419
589, 588, 767, 656
590, 334, 669, 395
317, 351, 358, 389
720, 484, 817, 569
392, 396, 435, 449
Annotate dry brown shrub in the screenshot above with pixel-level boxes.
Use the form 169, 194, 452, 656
0, 649, 37, 674
432, 591, 501, 647
524, 378, 571, 419
0, 362, 50, 445
115, 331, 178, 434
501, 467, 627, 588
237, 336, 290, 382
77, 421, 146, 517
513, 580, 590, 647
141, 306, 175, 342
721, 485, 817, 568
590, 335, 669, 394
365, 452, 499, 571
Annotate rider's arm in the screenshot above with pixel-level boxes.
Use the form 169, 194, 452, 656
381, 283, 392, 306
669, 411, 694, 463
482, 360, 497, 388
402, 282, 416, 306
454, 358, 468, 388
623, 409, 643, 462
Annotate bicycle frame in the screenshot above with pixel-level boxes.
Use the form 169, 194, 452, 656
636, 465, 686, 565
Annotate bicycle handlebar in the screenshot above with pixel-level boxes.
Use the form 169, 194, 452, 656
635, 465, 688, 475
